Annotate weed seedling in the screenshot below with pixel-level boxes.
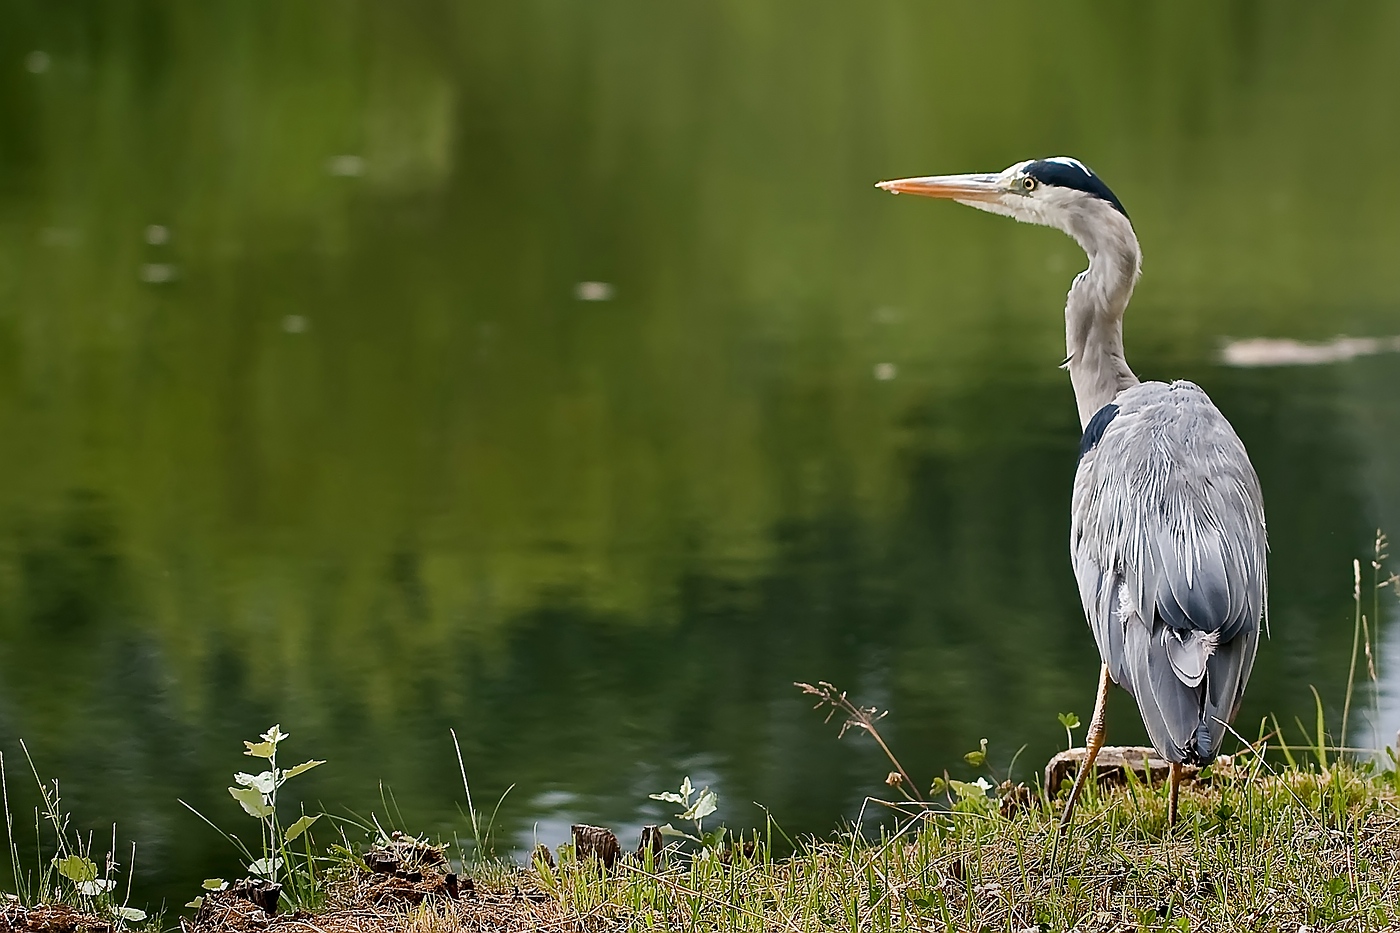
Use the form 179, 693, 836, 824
650, 776, 726, 852
180, 724, 325, 912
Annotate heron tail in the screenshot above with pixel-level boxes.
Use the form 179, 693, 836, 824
1126, 616, 1258, 766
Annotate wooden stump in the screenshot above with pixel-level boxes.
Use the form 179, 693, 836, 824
1045, 745, 1198, 796
572, 824, 622, 868
636, 824, 664, 861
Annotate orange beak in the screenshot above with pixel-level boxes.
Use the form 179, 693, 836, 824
875, 173, 1004, 202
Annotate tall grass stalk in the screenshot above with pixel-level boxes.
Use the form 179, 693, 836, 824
1, 751, 24, 901
1341, 533, 1388, 753
1341, 558, 1363, 747
450, 728, 513, 862
1368, 531, 1389, 746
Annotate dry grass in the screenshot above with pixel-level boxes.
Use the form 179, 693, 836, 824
198, 758, 1400, 933
1, 897, 112, 933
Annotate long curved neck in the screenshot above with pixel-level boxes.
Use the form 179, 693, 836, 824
1063, 223, 1142, 429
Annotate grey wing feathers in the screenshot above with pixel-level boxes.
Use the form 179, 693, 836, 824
1071, 380, 1267, 764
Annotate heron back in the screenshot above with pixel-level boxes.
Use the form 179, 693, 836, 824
1071, 380, 1267, 765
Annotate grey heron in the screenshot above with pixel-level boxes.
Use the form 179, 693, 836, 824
877, 157, 1267, 827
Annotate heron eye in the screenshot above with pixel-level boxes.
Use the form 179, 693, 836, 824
1022, 176, 1037, 191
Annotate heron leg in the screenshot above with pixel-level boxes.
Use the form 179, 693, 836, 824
1168, 762, 1181, 826
1058, 663, 1111, 831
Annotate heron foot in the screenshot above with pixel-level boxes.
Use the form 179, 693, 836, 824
1057, 663, 1112, 832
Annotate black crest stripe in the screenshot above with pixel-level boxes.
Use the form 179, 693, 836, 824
1025, 158, 1129, 219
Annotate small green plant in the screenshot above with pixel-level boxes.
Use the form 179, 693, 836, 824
1380, 748, 1400, 795
180, 725, 325, 911
650, 776, 725, 851
1, 744, 147, 926
945, 776, 996, 815
1057, 711, 1081, 750
962, 737, 988, 767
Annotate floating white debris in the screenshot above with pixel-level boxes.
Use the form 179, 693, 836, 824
139, 263, 176, 283
575, 281, 614, 301
1221, 335, 1400, 367
326, 155, 365, 177
25, 51, 50, 74
873, 362, 898, 381
282, 315, 308, 334
145, 224, 170, 245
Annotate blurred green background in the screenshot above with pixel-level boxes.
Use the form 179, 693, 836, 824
2, 0, 1399, 911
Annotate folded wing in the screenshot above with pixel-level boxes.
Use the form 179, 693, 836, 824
1071, 380, 1267, 764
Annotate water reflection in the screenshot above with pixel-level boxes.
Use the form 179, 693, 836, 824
0, 0, 1398, 910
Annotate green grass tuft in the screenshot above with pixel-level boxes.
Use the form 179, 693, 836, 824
537, 758, 1400, 932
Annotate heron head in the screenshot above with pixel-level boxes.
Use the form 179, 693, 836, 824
877, 157, 1133, 252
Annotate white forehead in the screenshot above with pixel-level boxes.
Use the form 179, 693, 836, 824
1005, 156, 1092, 175
1001, 159, 1036, 179
1045, 156, 1091, 173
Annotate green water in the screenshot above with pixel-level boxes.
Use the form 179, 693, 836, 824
3, 0, 1400, 909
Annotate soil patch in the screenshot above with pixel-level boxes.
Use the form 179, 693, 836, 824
0, 901, 111, 933
182, 834, 580, 933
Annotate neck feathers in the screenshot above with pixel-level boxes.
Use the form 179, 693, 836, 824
1060, 206, 1142, 428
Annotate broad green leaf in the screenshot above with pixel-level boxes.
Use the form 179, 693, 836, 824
77, 879, 116, 896
963, 738, 989, 768
54, 855, 99, 883
114, 907, 147, 922
948, 778, 992, 801
680, 788, 718, 821
657, 823, 699, 842
678, 776, 693, 801
243, 741, 276, 759
202, 878, 226, 891
282, 759, 325, 781
648, 791, 684, 804
700, 827, 727, 849
249, 856, 282, 878
285, 813, 321, 843
1058, 712, 1080, 729
228, 785, 274, 818
929, 777, 947, 797
261, 724, 290, 745
185, 897, 204, 909
234, 770, 277, 793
